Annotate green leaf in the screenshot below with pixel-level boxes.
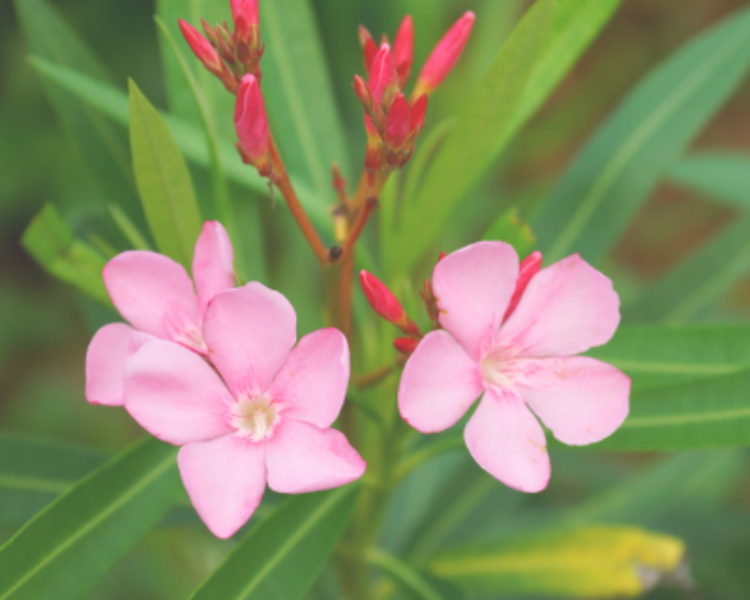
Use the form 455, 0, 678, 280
534, 6, 750, 264
427, 526, 685, 598
108, 204, 153, 251
622, 214, 750, 324
261, 0, 351, 204
390, 0, 621, 277
189, 485, 359, 600
21, 204, 111, 307
0, 434, 108, 528
0, 437, 180, 600
28, 58, 330, 233
668, 151, 750, 209
128, 79, 203, 268
13, 0, 137, 212
481, 208, 536, 257
367, 548, 463, 600
588, 323, 750, 391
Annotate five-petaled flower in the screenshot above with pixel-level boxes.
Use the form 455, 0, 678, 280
85, 221, 235, 407
123, 283, 366, 539
398, 242, 630, 493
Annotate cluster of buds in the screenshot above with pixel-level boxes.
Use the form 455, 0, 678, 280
360, 249, 543, 358
179, 0, 263, 94
353, 13, 475, 175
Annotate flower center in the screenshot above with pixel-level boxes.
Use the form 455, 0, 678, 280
230, 395, 279, 442
480, 347, 515, 390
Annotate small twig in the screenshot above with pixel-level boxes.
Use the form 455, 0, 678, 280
353, 365, 395, 389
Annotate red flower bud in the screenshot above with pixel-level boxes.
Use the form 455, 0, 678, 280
414, 12, 474, 97
410, 93, 428, 138
353, 75, 374, 113
234, 75, 269, 162
394, 337, 420, 355
231, 0, 259, 27
369, 43, 397, 106
385, 93, 411, 150
393, 15, 414, 87
359, 25, 378, 74
504, 251, 542, 322
360, 270, 407, 324
364, 115, 382, 172
179, 20, 223, 74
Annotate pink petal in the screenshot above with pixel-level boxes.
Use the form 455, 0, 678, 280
269, 329, 349, 429
103, 251, 199, 340
433, 242, 519, 360
464, 389, 550, 493
398, 330, 484, 434
203, 283, 296, 397
124, 340, 234, 445
85, 323, 135, 406
193, 221, 235, 318
265, 419, 365, 494
517, 356, 630, 446
498, 254, 620, 357
178, 434, 266, 539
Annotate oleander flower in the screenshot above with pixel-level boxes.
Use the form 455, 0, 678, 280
85, 221, 234, 406
398, 242, 630, 493
123, 283, 366, 538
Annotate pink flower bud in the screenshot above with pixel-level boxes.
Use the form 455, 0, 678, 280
234, 75, 269, 161
410, 93, 428, 138
179, 20, 223, 73
414, 12, 475, 96
393, 15, 414, 87
231, 0, 259, 27
360, 270, 407, 325
364, 115, 382, 172
394, 337, 419, 355
359, 26, 378, 74
369, 44, 397, 106
385, 93, 411, 150
353, 75, 374, 113
504, 251, 542, 322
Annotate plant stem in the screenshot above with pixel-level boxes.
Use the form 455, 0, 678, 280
268, 136, 329, 266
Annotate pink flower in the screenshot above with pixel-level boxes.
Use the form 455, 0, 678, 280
235, 74, 270, 162
123, 284, 366, 538
413, 12, 475, 97
398, 242, 630, 493
85, 222, 234, 407
393, 15, 414, 86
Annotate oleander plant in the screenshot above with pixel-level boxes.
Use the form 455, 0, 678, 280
3, 0, 750, 598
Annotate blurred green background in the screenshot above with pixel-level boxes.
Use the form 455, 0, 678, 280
2, 0, 750, 598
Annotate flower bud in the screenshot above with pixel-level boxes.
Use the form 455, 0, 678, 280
231, 0, 259, 27
359, 25, 379, 74
410, 93, 428, 138
364, 115, 382, 172
504, 251, 542, 322
179, 19, 223, 74
393, 15, 414, 87
234, 75, 269, 162
413, 12, 475, 97
352, 75, 374, 113
394, 337, 420, 355
360, 271, 420, 336
369, 43, 397, 106
385, 93, 411, 150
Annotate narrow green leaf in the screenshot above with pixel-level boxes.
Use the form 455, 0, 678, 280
622, 214, 750, 324
668, 151, 750, 209
21, 204, 111, 307
391, 0, 621, 277
0, 437, 180, 600
367, 548, 463, 600
588, 323, 750, 390
189, 485, 359, 600
13, 0, 137, 211
28, 58, 330, 232
108, 204, 153, 251
261, 0, 351, 203
129, 79, 203, 267
0, 434, 108, 527
534, 6, 750, 264
481, 208, 536, 257
427, 526, 685, 598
